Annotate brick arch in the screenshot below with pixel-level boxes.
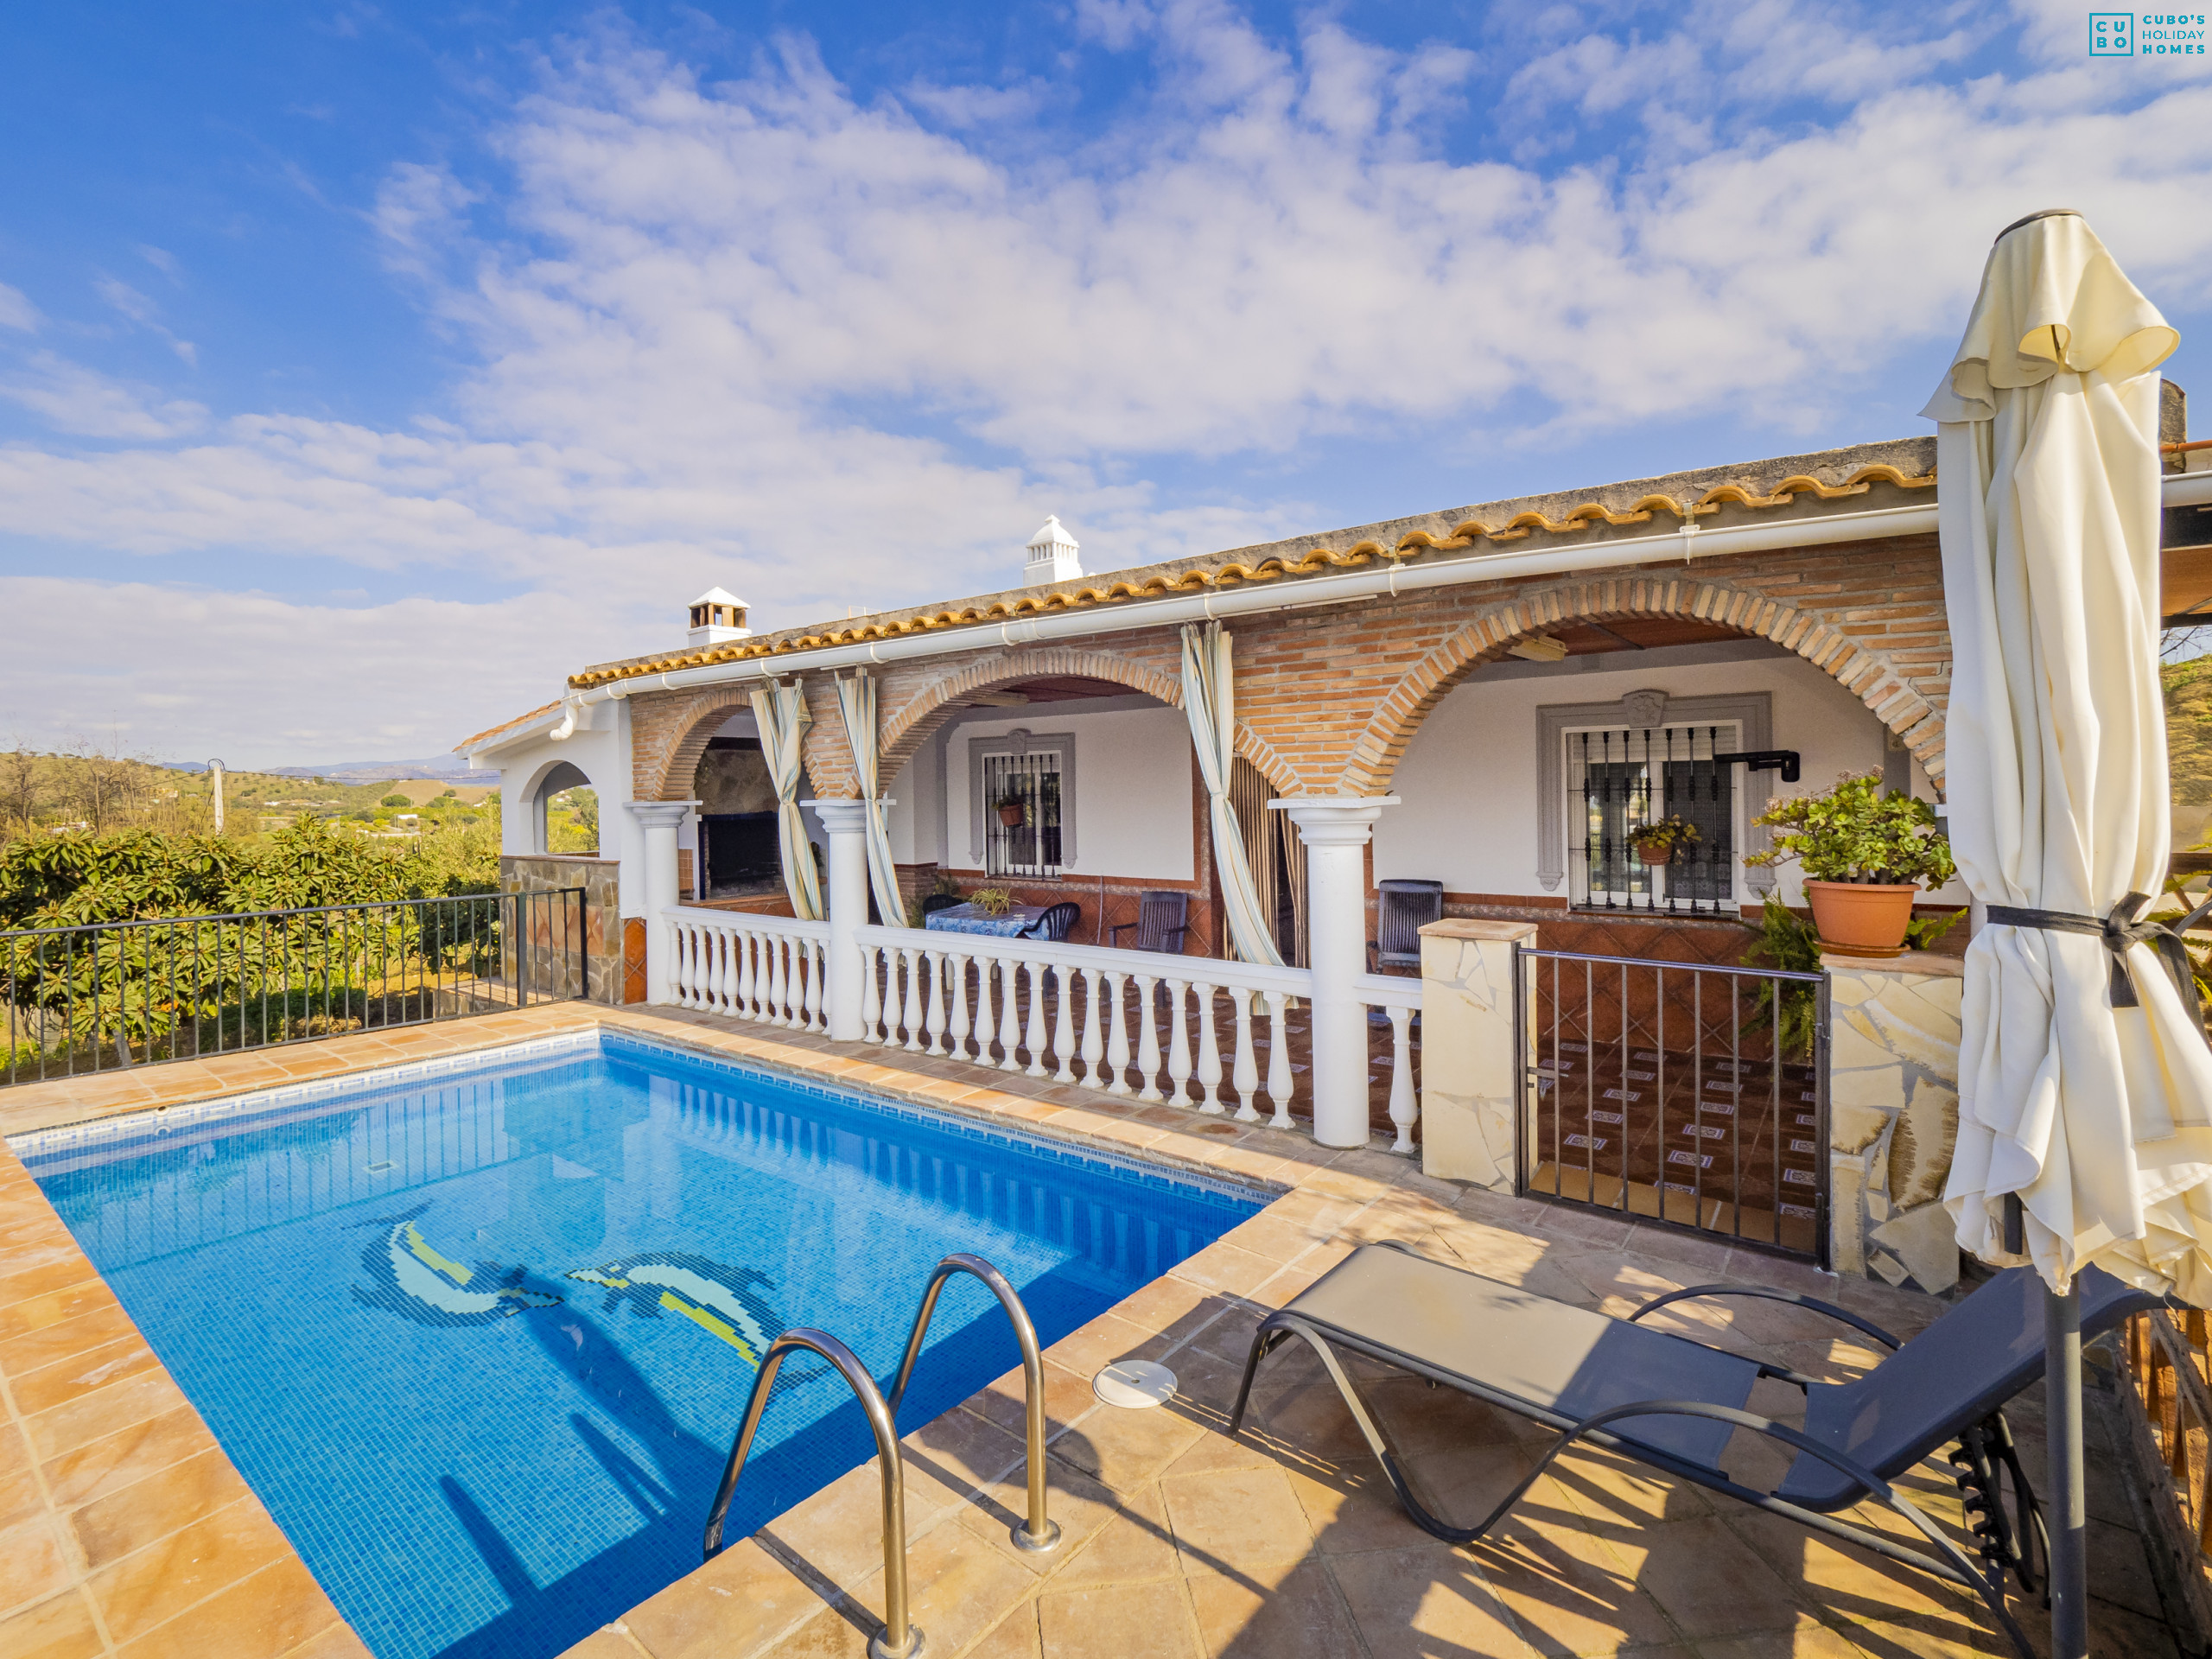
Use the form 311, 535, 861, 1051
1337, 574, 1947, 797
874, 643, 1300, 792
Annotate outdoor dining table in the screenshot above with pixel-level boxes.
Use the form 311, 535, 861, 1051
924, 902, 1046, 938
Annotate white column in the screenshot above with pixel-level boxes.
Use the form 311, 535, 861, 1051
1275, 796, 1398, 1148
808, 798, 872, 1042
627, 800, 698, 1005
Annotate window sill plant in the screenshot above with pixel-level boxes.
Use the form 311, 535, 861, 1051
1745, 772, 1956, 957
994, 796, 1027, 829
1632, 815, 1700, 868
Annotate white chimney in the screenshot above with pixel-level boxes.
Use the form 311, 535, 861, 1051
1024, 516, 1082, 585
686, 587, 751, 646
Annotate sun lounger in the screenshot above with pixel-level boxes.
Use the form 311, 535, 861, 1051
1230, 1241, 2165, 1656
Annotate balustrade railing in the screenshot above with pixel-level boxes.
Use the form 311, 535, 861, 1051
658, 910, 1427, 1152
664, 908, 830, 1031
1354, 972, 1423, 1153
855, 925, 1313, 1126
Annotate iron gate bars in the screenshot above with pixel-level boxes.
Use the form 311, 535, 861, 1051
0, 887, 587, 1086
1516, 946, 1830, 1264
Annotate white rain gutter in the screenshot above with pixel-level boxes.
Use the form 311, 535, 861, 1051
472, 473, 2211, 753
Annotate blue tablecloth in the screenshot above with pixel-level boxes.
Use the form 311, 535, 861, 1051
925, 903, 1046, 938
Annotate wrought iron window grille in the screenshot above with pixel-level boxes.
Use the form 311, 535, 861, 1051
982, 750, 1065, 878
1567, 725, 1743, 916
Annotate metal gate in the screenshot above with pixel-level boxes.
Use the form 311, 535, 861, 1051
1516, 947, 1830, 1264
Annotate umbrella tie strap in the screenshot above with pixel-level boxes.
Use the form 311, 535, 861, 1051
1984, 894, 2212, 1025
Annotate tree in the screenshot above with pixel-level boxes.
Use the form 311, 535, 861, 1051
380, 793, 410, 808
60, 732, 147, 833
0, 742, 42, 836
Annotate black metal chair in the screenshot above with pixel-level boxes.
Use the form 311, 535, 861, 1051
1022, 901, 1080, 943
1368, 879, 1443, 971
1109, 890, 1191, 953
920, 893, 961, 918
1231, 1242, 2166, 1659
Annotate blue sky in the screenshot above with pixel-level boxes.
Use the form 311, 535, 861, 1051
2, 0, 2208, 767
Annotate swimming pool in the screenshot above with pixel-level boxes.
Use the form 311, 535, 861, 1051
16, 1030, 1267, 1659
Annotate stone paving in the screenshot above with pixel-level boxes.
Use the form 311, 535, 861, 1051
0, 1004, 2190, 1659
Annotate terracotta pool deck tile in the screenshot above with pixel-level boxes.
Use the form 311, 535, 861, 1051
85, 1491, 296, 1645
0, 1303, 143, 1377
755, 1455, 972, 1596
37, 1404, 221, 1513
115, 1554, 348, 1659
1158, 1463, 1314, 1574
10, 1338, 166, 1418
1160, 1243, 1278, 1300
817, 1509, 1046, 1659
1046, 1392, 1211, 1494
0, 1280, 123, 1345
1182, 1559, 1362, 1659
960, 1357, 1100, 1447
69, 1448, 256, 1571
0, 1256, 105, 1313
0, 1586, 105, 1659
616, 1536, 830, 1659
899, 1400, 1028, 1502
0, 1512, 82, 1622
22, 1365, 193, 1464
1036, 1578, 1204, 1659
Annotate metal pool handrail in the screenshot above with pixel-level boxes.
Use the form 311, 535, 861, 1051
886, 1253, 1061, 1555
702, 1328, 925, 1659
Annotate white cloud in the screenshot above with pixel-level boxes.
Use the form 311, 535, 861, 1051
97, 276, 159, 324
0, 283, 39, 332
0, 3, 2209, 760
0, 353, 207, 440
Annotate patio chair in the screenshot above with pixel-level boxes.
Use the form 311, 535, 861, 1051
1022, 901, 1080, 943
1108, 890, 1191, 954
1230, 1241, 2166, 1656
921, 893, 961, 918
1368, 879, 1443, 971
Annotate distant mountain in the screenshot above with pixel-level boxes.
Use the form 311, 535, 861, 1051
163, 755, 478, 783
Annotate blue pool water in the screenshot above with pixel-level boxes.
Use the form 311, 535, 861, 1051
19, 1032, 1264, 1659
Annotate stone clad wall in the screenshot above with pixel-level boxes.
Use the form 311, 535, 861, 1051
1416, 918, 1535, 1192
1825, 951, 1963, 1292
621, 528, 1955, 807
500, 854, 624, 1005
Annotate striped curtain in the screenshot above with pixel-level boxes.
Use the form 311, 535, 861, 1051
747, 683, 823, 921
833, 671, 911, 928
1181, 623, 1283, 967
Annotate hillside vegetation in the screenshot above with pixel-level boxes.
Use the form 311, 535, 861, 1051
2169, 657, 2212, 805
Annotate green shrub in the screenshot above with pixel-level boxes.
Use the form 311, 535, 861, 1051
1745, 772, 1956, 887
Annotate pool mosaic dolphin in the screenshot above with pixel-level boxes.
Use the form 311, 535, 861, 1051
565, 1254, 785, 1367
351, 1205, 563, 1327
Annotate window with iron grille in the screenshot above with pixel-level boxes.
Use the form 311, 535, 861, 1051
1567, 725, 1738, 913
982, 749, 1065, 877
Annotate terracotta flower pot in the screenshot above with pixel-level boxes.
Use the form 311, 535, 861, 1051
996, 804, 1025, 828
1636, 843, 1673, 868
1803, 880, 1918, 957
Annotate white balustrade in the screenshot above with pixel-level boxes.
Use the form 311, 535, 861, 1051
1354, 972, 1424, 1154
855, 925, 1313, 1125
664, 907, 830, 1030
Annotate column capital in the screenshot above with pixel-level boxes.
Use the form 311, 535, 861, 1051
802, 798, 893, 833
1268, 795, 1399, 846
626, 799, 699, 830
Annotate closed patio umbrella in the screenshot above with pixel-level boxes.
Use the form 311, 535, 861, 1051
1928, 209, 2203, 1657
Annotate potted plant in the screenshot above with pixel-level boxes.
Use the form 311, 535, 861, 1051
969, 886, 1014, 918
1745, 772, 1957, 957
1631, 816, 1700, 868
994, 794, 1027, 829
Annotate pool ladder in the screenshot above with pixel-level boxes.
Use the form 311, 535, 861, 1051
701, 1253, 1063, 1659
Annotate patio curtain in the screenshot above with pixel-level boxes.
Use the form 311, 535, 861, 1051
1180, 623, 1284, 965
748, 682, 823, 922
1928, 212, 2212, 1301
1230, 756, 1304, 965
833, 671, 910, 928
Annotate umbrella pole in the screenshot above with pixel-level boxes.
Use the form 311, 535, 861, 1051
2045, 1281, 2087, 1658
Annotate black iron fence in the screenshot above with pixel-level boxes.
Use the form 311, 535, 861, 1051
2, 887, 587, 1088
1517, 946, 1830, 1263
